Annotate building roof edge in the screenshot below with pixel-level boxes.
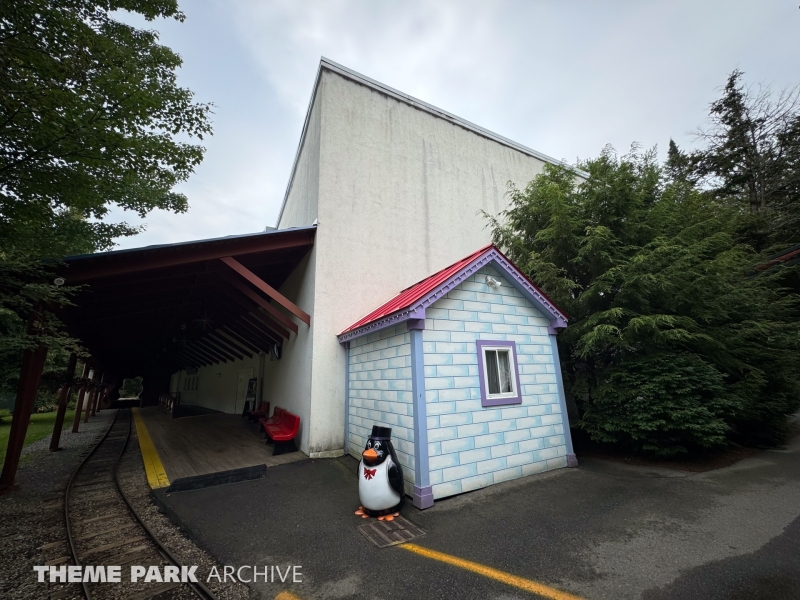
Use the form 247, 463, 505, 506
275, 58, 587, 227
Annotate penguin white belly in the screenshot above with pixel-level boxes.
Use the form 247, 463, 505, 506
358, 456, 401, 511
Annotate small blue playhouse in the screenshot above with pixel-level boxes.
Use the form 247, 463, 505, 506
337, 244, 577, 509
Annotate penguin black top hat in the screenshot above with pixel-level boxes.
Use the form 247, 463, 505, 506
370, 425, 392, 441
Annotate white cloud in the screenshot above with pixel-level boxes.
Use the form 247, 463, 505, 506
110, 0, 800, 249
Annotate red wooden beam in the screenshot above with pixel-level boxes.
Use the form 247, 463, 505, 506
186, 343, 218, 365
220, 256, 310, 326
219, 287, 290, 339
203, 336, 243, 361
209, 330, 253, 358
191, 342, 228, 364
194, 338, 234, 363
50, 353, 77, 452
71, 363, 91, 433
223, 274, 299, 335
182, 346, 215, 367
180, 353, 200, 368
205, 332, 246, 361
84, 388, 96, 423
0, 341, 49, 492
225, 320, 279, 351
89, 371, 103, 417
241, 311, 288, 342
218, 326, 262, 354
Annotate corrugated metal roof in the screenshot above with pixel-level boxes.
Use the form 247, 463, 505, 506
338, 244, 567, 338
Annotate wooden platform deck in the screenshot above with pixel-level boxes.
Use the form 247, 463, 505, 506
136, 407, 306, 481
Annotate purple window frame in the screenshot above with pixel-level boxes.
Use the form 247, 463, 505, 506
476, 340, 523, 407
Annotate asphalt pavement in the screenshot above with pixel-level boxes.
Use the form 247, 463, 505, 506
153, 429, 800, 600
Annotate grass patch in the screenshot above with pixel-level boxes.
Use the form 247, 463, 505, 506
0, 410, 76, 463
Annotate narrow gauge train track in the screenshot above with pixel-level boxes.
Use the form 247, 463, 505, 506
63, 408, 217, 600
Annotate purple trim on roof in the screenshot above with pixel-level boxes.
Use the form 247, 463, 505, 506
338, 307, 426, 343
476, 340, 523, 407
338, 248, 568, 343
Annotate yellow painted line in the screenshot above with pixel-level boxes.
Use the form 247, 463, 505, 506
131, 408, 170, 489
274, 592, 302, 600
399, 543, 585, 600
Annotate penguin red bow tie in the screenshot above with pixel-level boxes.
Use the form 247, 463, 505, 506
363, 467, 377, 480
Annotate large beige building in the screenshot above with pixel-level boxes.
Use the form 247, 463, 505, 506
170, 58, 574, 458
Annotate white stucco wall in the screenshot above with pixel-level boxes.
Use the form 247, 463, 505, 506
278, 88, 322, 230
263, 88, 323, 455
174, 352, 261, 414
304, 69, 554, 455
261, 249, 316, 454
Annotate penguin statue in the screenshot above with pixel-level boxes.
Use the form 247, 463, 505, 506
355, 426, 404, 521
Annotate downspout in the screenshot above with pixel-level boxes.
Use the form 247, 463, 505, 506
409, 321, 434, 509
549, 332, 578, 467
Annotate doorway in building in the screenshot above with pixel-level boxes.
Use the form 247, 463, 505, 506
235, 369, 253, 415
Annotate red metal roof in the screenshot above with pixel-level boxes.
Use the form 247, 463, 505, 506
338, 244, 567, 338
339, 245, 493, 336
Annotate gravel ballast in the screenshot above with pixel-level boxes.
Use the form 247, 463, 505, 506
0, 407, 253, 600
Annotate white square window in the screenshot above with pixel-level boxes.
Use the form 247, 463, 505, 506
483, 348, 515, 397
476, 340, 522, 407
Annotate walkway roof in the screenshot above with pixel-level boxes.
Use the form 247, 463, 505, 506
57, 226, 316, 378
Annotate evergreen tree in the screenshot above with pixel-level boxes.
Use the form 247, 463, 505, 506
487, 146, 800, 456
692, 70, 800, 251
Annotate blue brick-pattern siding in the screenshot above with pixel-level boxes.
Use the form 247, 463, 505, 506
348, 324, 415, 495
424, 265, 567, 499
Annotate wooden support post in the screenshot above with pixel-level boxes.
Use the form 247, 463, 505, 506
49, 353, 77, 452
90, 371, 103, 416
83, 388, 96, 423
72, 363, 91, 433
98, 387, 110, 411
0, 343, 49, 492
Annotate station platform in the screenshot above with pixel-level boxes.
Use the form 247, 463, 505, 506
132, 406, 306, 489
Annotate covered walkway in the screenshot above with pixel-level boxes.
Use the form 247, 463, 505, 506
134, 407, 306, 484
1, 226, 315, 493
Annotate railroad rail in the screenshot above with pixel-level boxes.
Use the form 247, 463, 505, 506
60, 408, 217, 600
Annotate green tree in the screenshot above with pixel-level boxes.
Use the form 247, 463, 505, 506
0, 0, 212, 396
691, 70, 800, 251
487, 146, 800, 456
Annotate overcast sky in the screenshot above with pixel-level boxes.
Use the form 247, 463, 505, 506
109, 0, 800, 250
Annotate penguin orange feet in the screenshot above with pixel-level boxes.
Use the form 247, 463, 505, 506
377, 515, 386, 521
361, 514, 369, 519
393, 512, 399, 517
355, 509, 364, 515
384, 515, 394, 522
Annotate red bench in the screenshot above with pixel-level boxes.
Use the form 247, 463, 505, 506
260, 407, 300, 455
258, 406, 285, 433
246, 401, 270, 422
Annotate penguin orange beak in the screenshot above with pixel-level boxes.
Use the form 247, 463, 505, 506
362, 448, 378, 460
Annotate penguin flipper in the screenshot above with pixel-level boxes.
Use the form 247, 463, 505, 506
388, 464, 405, 500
